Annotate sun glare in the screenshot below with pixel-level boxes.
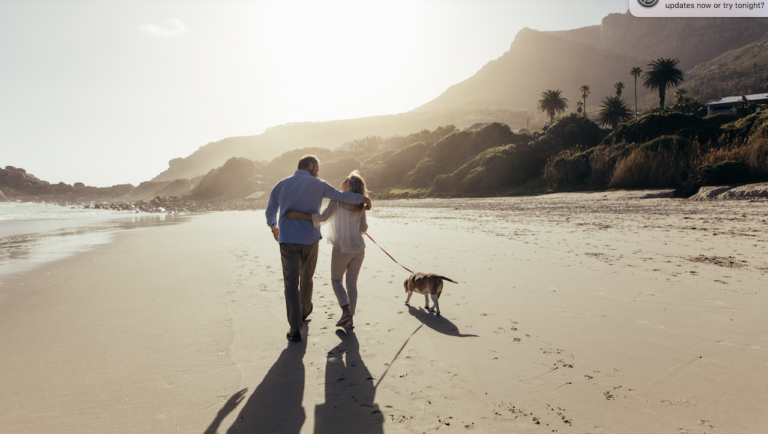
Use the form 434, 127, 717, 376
262, 2, 422, 97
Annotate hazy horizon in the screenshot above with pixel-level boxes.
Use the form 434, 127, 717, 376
1, 1, 626, 187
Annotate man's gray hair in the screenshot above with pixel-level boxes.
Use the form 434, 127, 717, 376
297, 155, 319, 170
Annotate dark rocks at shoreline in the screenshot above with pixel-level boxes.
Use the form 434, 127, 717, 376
0, 165, 272, 213
1, 166, 84, 203
1, 166, 50, 191
0, 162, 260, 207
0, 165, 192, 205
48, 195, 270, 214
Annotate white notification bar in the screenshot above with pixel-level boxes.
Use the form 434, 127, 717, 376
630, 0, 768, 17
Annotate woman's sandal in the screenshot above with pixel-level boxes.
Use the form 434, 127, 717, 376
335, 316, 352, 327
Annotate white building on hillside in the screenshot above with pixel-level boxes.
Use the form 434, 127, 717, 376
706, 93, 768, 116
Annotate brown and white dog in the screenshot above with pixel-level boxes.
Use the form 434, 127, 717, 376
403, 272, 458, 316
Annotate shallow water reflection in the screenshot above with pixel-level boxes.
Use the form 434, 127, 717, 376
0, 214, 186, 280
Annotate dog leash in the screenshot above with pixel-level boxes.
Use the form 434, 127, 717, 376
365, 233, 414, 274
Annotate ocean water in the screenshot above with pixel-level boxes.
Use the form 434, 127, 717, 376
0, 202, 126, 223
0, 202, 183, 284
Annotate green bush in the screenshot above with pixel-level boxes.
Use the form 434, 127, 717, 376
720, 109, 768, 140
425, 122, 530, 174
192, 157, 258, 199
535, 114, 606, 151
608, 137, 691, 189
431, 173, 459, 195
544, 154, 590, 186
678, 160, 750, 196
383, 142, 429, 181
358, 143, 428, 189
603, 113, 727, 147
402, 158, 441, 188
636, 135, 691, 153
583, 145, 632, 187
359, 149, 396, 166
430, 114, 603, 195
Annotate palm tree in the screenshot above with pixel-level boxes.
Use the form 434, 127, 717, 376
598, 95, 633, 129
674, 87, 688, 103
643, 58, 684, 108
579, 85, 591, 117
630, 66, 642, 118
614, 82, 626, 97
537, 90, 569, 123
576, 100, 584, 115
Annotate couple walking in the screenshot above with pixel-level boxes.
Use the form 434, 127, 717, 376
265, 155, 372, 341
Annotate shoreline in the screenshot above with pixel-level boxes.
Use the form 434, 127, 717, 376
1, 196, 767, 432
0, 211, 187, 285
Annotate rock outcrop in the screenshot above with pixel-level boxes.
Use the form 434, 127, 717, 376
0, 163, 272, 213
690, 183, 768, 200
0, 164, 270, 213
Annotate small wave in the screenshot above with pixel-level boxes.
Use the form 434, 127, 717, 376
0, 202, 122, 221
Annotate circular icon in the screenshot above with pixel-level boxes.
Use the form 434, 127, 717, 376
638, 0, 659, 6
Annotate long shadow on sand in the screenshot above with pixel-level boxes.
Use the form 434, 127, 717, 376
205, 327, 308, 434
407, 305, 478, 338
314, 329, 384, 434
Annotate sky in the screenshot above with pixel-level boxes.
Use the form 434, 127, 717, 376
0, 1, 627, 187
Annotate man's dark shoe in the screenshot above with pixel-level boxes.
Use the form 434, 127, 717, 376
286, 330, 301, 342
302, 302, 313, 321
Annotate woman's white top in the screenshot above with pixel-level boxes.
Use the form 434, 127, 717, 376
312, 200, 368, 253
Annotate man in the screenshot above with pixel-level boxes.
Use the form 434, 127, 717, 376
266, 155, 372, 342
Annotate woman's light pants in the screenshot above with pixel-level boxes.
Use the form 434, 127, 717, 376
331, 247, 365, 315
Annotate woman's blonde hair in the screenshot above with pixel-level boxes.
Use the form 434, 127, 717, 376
344, 170, 367, 213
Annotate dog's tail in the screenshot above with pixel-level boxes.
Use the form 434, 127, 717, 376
437, 276, 459, 284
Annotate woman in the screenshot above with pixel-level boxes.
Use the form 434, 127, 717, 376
286, 171, 368, 328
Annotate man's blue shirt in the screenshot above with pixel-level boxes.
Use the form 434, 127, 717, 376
265, 170, 363, 244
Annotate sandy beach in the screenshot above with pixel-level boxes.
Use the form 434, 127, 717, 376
1, 194, 767, 433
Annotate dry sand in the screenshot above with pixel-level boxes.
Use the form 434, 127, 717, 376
1, 193, 767, 433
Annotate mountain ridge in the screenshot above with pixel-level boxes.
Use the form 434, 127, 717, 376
414, 13, 768, 113
152, 13, 768, 184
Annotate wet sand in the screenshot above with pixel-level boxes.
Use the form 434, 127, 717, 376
1, 194, 767, 433
0, 214, 182, 280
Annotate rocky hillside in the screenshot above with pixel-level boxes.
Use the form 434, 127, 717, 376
685, 31, 768, 103
189, 157, 260, 200
414, 13, 768, 113
151, 107, 533, 183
